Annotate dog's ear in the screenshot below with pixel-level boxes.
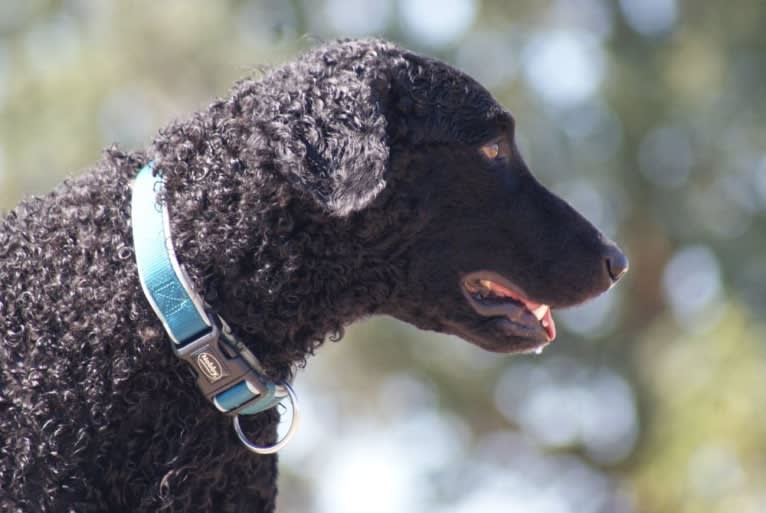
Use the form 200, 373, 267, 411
252, 64, 392, 217
294, 78, 390, 217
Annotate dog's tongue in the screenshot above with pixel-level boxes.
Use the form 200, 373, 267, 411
489, 281, 557, 341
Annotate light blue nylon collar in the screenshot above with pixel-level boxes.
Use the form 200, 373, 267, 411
131, 164, 211, 345
131, 163, 280, 416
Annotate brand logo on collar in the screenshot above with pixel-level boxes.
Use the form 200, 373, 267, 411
196, 352, 225, 382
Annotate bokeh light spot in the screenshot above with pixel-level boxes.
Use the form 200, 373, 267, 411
522, 30, 605, 108
323, 0, 392, 36
619, 0, 678, 37
398, 0, 477, 48
314, 411, 468, 513
662, 245, 723, 330
494, 358, 638, 464
548, 0, 615, 42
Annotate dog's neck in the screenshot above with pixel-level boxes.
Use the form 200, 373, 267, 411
150, 160, 411, 379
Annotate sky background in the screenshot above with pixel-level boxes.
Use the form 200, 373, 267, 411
1, 1, 766, 512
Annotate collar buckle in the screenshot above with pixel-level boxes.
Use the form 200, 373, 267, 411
173, 317, 271, 410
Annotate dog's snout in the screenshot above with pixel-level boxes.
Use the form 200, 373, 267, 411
604, 244, 629, 283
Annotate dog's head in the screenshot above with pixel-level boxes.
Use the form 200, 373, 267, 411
235, 39, 628, 355
376, 50, 627, 354
379, 121, 628, 353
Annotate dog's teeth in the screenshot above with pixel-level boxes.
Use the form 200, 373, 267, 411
532, 305, 549, 321
479, 279, 493, 290
542, 319, 549, 327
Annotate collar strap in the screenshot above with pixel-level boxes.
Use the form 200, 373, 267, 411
131, 163, 299, 453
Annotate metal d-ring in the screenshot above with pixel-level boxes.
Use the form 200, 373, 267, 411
232, 381, 300, 455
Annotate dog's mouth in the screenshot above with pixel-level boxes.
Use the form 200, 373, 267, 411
461, 271, 556, 345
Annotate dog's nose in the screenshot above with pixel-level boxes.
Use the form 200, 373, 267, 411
604, 244, 629, 282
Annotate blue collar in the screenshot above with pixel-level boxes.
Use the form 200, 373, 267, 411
131, 163, 299, 454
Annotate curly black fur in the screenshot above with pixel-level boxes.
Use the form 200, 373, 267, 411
0, 39, 625, 512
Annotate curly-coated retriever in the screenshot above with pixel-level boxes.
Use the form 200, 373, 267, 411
0, 39, 627, 512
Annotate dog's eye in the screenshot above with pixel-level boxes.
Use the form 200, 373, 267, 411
480, 143, 500, 160
479, 139, 510, 161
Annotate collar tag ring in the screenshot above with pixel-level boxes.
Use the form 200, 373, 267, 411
233, 381, 301, 455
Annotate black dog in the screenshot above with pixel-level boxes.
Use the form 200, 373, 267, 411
0, 39, 626, 512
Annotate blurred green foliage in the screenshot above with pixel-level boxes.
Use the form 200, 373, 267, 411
1, 1, 766, 512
